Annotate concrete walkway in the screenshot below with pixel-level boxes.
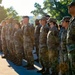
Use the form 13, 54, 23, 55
0, 52, 42, 75
0, 53, 18, 75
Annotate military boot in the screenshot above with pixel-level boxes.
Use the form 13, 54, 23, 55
42, 68, 50, 75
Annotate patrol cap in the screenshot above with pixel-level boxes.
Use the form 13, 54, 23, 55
48, 18, 57, 23
68, 1, 75, 7
61, 16, 70, 22
41, 17, 47, 21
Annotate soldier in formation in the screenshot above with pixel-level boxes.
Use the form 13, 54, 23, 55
37, 17, 50, 74
59, 16, 70, 75
34, 19, 41, 60
22, 16, 35, 70
66, 1, 75, 75
0, 3, 75, 74
47, 18, 59, 75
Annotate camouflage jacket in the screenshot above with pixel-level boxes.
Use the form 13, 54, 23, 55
61, 29, 67, 51
14, 29, 23, 52
39, 24, 49, 46
23, 24, 35, 45
67, 17, 75, 51
34, 24, 41, 43
47, 26, 59, 50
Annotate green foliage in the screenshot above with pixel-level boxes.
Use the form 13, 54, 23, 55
31, 0, 72, 21
6, 7, 18, 18
44, 0, 72, 20
48, 0, 71, 20
31, 3, 47, 16
0, 6, 7, 22
0, 0, 2, 4
6, 6, 20, 21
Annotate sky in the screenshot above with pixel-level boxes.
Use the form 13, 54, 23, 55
1, 0, 44, 16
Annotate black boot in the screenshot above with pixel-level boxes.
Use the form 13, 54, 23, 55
27, 65, 35, 70
42, 68, 50, 75
51, 70, 58, 75
23, 63, 30, 67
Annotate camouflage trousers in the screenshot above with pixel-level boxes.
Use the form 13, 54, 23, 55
7, 41, 16, 62
35, 43, 39, 57
0, 39, 2, 51
59, 50, 69, 75
68, 50, 75, 75
60, 50, 68, 62
2, 45, 8, 57
48, 50, 58, 73
15, 48, 24, 65
39, 46, 49, 68
24, 44, 34, 65
15, 53, 23, 65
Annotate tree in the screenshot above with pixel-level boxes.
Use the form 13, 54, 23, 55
0, 6, 7, 22
7, 7, 18, 18
31, 0, 72, 21
0, 0, 2, 4
31, 3, 47, 16
43, 0, 72, 20
6, 6, 20, 21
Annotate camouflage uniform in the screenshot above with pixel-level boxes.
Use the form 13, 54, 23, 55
6, 23, 13, 57
34, 24, 41, 57
1, 25, 8, 57
0, 26, 2, 51
58, 16, 70, 75
6, 21, 17, 62
9, 22, 21, 62
47, 25, 59, 74
23, 24, 35, 66
14, 29, 23, 65
66, 17, 75, 75
39, 24, 49, 68
60, 29, 69, 75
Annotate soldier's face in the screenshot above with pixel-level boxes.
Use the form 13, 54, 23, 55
41, 20, 46, 25
49, 22, 54, 28
68, 6, 75, 15
62, 20, 69, 28
46, 17, 50, 20
35, 21, 39, 25
39, 20, 42, 25
23, 18, 29, 25
14, 24, 20, 29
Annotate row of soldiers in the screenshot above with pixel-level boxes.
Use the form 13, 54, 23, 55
0, 15, 60, 75
0, 1, 75, 75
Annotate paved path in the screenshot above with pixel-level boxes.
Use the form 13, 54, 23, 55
0, 52, 42, 75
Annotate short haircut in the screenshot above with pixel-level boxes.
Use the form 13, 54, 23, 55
22, 16, 29, 19
61, 16, 70, 22
45, 15, 50, 17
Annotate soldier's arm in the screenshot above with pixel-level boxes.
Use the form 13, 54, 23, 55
1, 27, 5, 42
14, 31, 23, 51
1, 26, 7, 50
70, 23, 75, 41
29, 25, 35, 44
